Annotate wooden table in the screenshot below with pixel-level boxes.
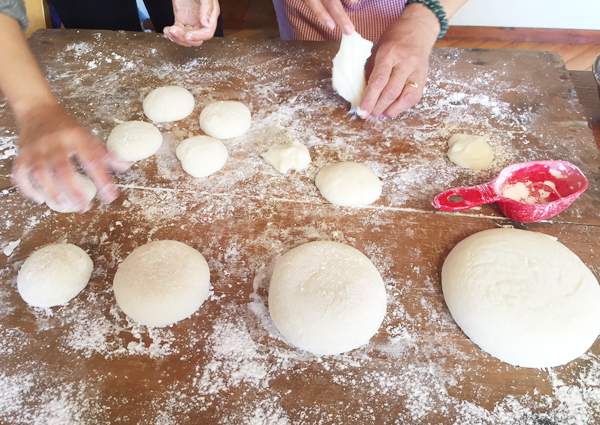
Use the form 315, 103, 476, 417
0, 30, 599, 424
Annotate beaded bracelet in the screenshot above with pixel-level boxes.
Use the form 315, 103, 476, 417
406, 0, 449, 39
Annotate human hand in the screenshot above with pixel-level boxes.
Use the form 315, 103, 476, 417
11, 103, 128, 212
164, 0, 220, 47
304, 0, 355, 34
358, 4, 440, 119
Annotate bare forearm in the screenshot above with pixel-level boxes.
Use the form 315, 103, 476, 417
0, 14, 56, 122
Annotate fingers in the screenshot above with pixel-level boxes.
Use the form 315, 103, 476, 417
370, 66, 412, 117
31, 162, 62, 206
198, 0, 214, 27
164, 26, 198, 47
52, 154, 89, 211
305, 0, 336, 30
323, 0, 355, 34
359, 57, 394, 117
384, 71, 426, 118
76, 138, 119, 204
12, 159, 45, 204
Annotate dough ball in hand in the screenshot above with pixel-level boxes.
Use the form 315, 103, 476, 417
176, 135, 228, 178
113, 240, 211, 327
143, 86, 195, 123
315, 161, 382, 207
45, 174, 96, 213
17, 243, 93, 308
447, 134, 493, 170
442, 228, 600, 368
261, 141, 311, 174
199, 101, 251, 139
106, 121, 163, 162
268, 241, 387, 355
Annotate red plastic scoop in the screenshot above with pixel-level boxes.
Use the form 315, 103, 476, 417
432, 160, 588, 223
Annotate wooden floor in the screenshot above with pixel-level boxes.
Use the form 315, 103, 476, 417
436, 39, 600, 71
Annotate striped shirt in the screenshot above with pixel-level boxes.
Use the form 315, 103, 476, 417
273, 0, 407, 42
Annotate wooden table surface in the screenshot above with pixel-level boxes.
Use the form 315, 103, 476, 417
0, 30, 599, 424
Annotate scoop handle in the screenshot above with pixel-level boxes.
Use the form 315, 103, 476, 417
433, 183, 499, 211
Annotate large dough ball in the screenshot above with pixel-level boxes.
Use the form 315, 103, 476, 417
261, 141, 311, 174
45, 174, 96, 213
442, 228, 600, 368
113, 240, 211, 327
315, 161, 382, 207
199, 101, 251, 139
175, 135, 228, 178
106, 121, 163, 162
268, 241, 387, 355
143, 85, 195, 123
447, 134, 493, 170
17, 243, 93, 308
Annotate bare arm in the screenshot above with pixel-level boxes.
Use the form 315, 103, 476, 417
0, 14, 125, 210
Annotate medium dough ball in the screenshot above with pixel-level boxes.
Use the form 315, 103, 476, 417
447, 134, 493, 170
106, 121, 163, 162
113, 240, 210, 327
143, 85, 195, 123
46, 174, 96, 213
17, 243, 93, 308
315, 161, 382, 207
199, 101, 251, 139
442, 228, 600, 368
175, 135, 228, 178
261, 141, 311, 174
268, 241, 387, 355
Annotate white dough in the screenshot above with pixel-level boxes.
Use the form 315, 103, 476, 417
143, 85, 195, 123
332, 31, 373, 112
106, 121, 163, 162
315, 161, 382, 207
17, 243, 93, 308
113, 240, 210, 327
176, 135, 228, 178
442, 228, 600, 368
261, 141, 311, 174
45, 174, 96, 213
268, 241, 386, 355
447, 134, 494, 170
199, 101, 251, 139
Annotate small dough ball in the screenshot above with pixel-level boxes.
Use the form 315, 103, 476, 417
107, 121, 163, 162
447, 134, 493, 170
199, 101, 251, 139
113, 240, 210, 327
17, 243, 93, 308
315, 161, 382, 207
143, 85, 195, 123
268, 241, 386, 355
442, 228, 600, 368
261, 141, 311, 174
46, 174, 96, 213
175, 135, 228, 178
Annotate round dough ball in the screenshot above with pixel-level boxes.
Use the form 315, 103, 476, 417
46, 174, 96, 213
315, 161, 382, 207
106, 121, 163, 162
17, 243, 93, 308
447, 134, 493, 170
113, 240, 210, 327
143, 85, 195, 123
175, 135, 228, 178
199, 101, 251, 139
442, 228, 600, 368
268, 241, 387, 355
261, 141, 311, 174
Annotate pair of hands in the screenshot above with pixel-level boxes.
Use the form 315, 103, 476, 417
307, 0, 440, 119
